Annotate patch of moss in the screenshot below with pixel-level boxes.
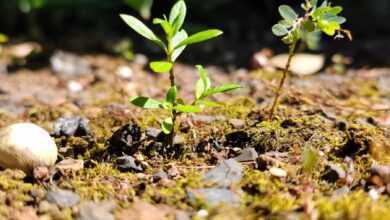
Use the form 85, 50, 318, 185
316, 190, 390, 220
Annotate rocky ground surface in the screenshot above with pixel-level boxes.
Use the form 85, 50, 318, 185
0, 46, 390, 220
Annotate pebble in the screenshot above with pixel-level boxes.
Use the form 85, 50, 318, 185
116, 65, 133, 80
229, 118, 245, 129
116, 155, 143, 172
203, 159, 242, 187
0, 123, 58, 173
269, 167, 287, 178
46, 189, 80, 208
52, 116, 90, 137
50, 51, 92, 76
234, 147, 258, 162
187, 188, 240, 206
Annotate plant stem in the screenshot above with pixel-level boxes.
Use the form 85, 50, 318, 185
269, 41, 297, 120
167, 54, 177, 148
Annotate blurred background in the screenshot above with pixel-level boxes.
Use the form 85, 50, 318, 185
0, 0, 389, 67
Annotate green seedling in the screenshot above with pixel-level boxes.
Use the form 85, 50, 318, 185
120, 0, 240, 148
269, 0, 351, 120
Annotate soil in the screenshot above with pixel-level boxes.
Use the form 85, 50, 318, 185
0, 46, 390, 220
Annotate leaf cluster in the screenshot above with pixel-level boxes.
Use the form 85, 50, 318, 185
121, 1, 240, 134
272, 0, 351, 46
129, 65, 240, 134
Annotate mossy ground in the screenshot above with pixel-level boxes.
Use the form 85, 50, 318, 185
0, 55, 389, 219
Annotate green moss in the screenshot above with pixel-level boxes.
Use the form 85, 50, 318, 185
241, 169, 299, 218
316, 190, 390, 220
60, 163, 136, 205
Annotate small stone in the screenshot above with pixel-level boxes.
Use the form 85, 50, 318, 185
51, 51, 92, 76
322, 163, 346, 182
229, 119, 245, 129
187, 188, 240, 206
145, 128, 161, 139
116, 65, 133, 80
55, 158, 84, 175
108, 123, 141, 156
203, 159, 242, 187
79, 201, 116, 220
191, 115, 216, 124
46, 189, 80, 208
152, 170, 168, 183
67, 80, 83, 93
133, 54, 148, 67
225, 131, 251, 149
0, 123, 58, 173
33, 166, 50, 180
116, 155, 143, 172
52, 116, 90, 137
269, 167, 287, 178
270, 53, 325, 75
234, 147, 258, 162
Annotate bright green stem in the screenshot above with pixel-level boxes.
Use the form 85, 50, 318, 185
167, 53, 177, 148
269, 41, 297, 120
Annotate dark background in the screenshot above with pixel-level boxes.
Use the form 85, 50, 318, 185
1, 0, 389, 67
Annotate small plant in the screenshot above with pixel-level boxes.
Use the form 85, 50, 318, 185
120, 0, 240, 148
269, 0, 351, 120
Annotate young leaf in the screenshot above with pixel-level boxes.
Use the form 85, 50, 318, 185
204, 84, 241, 96
272, 24, 289, 37
0, 33, 7, 43
120, 14, 165, 48
195, 65, 211, 99
149, 61, 173, 73
166, 86, 177, 104
171, 30, 188, 61
302, 146, 318, 173
169, 0, 186, 34
196, 99, 221, 107
161, 117, 173, 134
153, 18, 173, 36
130, 96, 161, 109
175, 29, 223, 49
278, 5, 298, 22
174, 104, 201, 113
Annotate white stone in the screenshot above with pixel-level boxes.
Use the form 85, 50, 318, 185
270, 53, 325, 76
269, 167, 287, 178
0, 123, 58, 173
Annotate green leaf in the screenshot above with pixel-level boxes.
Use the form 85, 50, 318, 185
124, 0, 154, 19
204, 84, 241, 96
302, 20, 315, 32
174, 104, 201, 113
171, 30, 188, 61
278, 5, 298, 22
328, 6, 343, 15
195, 65, 211, 99
169, 0, 186, 34
120, 14, 165, 48
161, 117, 173, 134
279, 20, 293, 28
272, 24, 289, 36
166, 86, 177, 104
130, 96, 161, 109
175, 29, 223, 49
318, 20, 340, 36
196, 99, 221, 107
302, 147, 318, 173
153, 17, 173, 36
323, 14, 346, 24
149, 61, 173, 73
